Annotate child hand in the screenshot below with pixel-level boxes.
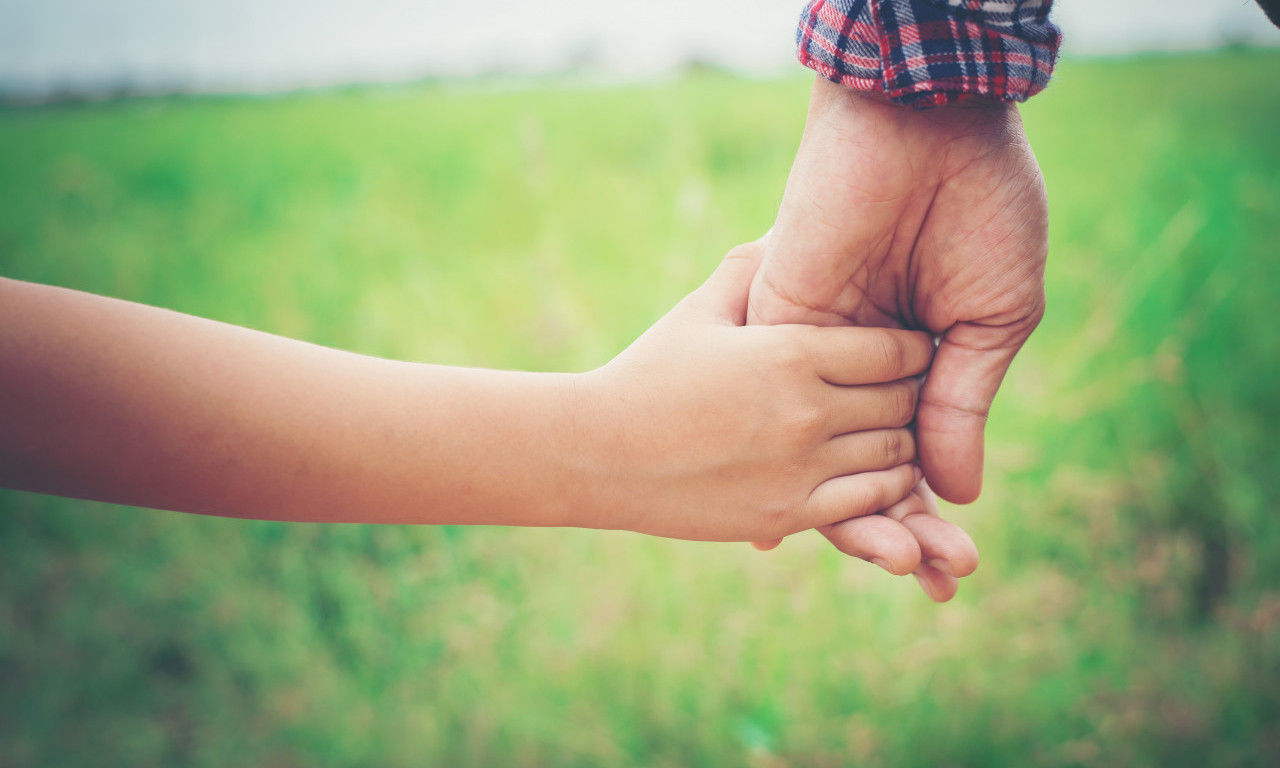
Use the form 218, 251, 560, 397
575, 242, 932, 542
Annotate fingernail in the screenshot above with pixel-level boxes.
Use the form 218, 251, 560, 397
927, 558, 955, 577
871, 557, 894, 574
913, 465, 924, 484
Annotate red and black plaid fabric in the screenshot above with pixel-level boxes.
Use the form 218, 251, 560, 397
796, 0, 1061, 108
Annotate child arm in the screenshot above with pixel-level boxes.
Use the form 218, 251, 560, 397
0, 245, 931, 540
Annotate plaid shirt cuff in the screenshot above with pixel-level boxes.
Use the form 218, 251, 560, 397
796, 0, 1061, 108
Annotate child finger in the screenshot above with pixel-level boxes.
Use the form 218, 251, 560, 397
820, 428, 916, 477
675, 242, 765, 324
798, 325, 934, 385
822, 378, 921, 435
806, 463, 922, 530
817, 514, 922, 575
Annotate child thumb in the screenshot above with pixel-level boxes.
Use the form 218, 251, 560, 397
678, 242, 765, 325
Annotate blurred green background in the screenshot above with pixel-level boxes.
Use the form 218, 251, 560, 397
2, 50, 1279, 766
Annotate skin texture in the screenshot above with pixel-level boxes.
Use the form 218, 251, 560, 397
747, 76, 1049, 598
0, 247, 932, 541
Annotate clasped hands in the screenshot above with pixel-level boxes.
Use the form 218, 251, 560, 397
731, 77, 1049, 601
0, 78, 1046, 606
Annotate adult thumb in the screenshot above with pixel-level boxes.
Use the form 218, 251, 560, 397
676, 242, 764, 325
916, 321, 1033, 504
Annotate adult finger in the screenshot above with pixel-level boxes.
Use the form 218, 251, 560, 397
881, 484, 979, 578
818, 514, 921, 575
796, 325, 934, 385
916, 318, 1036, 504
812, 508, 967, 600
912, 563, 961, 603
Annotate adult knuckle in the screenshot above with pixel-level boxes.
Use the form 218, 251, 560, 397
1029, 295, 1047, 328
917, 393, 991, 429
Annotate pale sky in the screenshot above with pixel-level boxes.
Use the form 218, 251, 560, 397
1, 0, 1277, 97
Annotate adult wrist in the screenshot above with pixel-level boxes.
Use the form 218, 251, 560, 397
811, 75, 1019, 148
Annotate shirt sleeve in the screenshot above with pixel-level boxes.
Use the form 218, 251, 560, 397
796, 0, 1061, 108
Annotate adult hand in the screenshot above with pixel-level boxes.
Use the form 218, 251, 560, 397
752, 476, 978, 602
748, 77, 1049, 591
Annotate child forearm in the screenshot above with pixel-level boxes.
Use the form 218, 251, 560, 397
0, 277, 591, 527
2, 247, 936, 543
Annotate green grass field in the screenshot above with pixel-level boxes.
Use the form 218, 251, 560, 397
2, 49, 1279, 767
